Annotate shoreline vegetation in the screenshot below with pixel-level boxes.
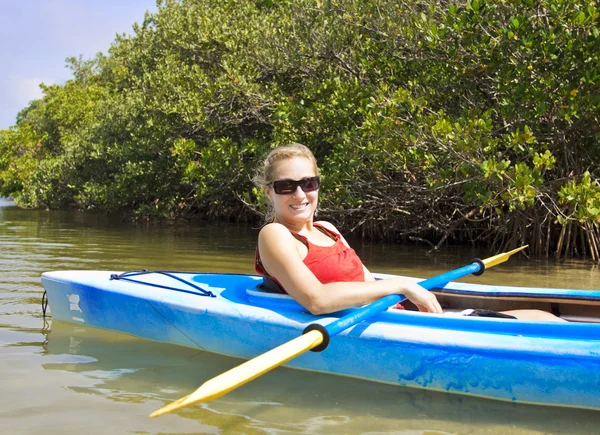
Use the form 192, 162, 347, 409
0, 0, 599, 261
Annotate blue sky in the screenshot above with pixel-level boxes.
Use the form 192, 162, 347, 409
0, 0, 158, 130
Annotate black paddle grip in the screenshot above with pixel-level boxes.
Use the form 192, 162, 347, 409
470, 258, 485, 276
303, 323, 330, 352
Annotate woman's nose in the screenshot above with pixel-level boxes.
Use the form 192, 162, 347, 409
292, 186, 305, 198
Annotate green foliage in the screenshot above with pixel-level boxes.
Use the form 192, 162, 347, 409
1, 0, 599, 256
558, 171, 600, 225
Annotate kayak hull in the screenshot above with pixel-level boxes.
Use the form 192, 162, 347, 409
41, 270, 600, 410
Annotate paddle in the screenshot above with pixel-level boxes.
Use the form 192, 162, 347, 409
150, 245, 527, 417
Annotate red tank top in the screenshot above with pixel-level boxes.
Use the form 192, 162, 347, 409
255, 223, 365, 292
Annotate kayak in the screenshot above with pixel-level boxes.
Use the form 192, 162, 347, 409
41, 270, 600, 411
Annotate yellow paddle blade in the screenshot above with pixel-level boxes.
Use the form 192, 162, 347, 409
149, 329, 324, 418
482, 245, 528, 269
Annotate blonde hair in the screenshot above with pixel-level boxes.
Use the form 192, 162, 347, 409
254, 143, 320, 188
254, 143, 320, 223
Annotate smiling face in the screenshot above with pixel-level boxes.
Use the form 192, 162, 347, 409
266, 156, 319, 229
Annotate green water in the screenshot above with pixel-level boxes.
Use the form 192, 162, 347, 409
1, 202, 599, 434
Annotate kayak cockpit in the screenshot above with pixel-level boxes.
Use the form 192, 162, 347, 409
247, 273, 600, 323
428, 290, 600, 323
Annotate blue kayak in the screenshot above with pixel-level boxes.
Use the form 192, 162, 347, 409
41, 270, 600, 411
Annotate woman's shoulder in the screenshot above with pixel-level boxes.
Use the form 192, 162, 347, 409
258, 223, 305, 262
259, 222, 294, 240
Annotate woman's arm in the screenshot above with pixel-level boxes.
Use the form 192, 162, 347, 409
258, 223, 441, 315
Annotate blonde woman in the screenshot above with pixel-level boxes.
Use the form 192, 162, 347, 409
253, 143, 565, 322
254, 143, 442, 315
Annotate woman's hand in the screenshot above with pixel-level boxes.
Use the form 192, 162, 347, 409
401, 282, 443, 313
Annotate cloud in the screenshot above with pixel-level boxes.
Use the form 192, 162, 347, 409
0, 75, 56, 127
12, 76, 54, 104
0, 0, 156, 129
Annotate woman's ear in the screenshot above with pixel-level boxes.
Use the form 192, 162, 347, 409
264, 185, 273, 201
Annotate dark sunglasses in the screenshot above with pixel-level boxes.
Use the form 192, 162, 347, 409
272, 176, 321, 195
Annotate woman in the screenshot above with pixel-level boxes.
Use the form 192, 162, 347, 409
254, 143, 563, 321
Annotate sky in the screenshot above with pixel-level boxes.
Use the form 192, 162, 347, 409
0, 0, 158, 130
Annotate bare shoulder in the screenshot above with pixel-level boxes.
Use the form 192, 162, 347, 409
259, 222, 293, 240
258, 223, 305, 272
258, 223, 296, 249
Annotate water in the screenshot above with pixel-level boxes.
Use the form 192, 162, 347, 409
1, 203, 599, 434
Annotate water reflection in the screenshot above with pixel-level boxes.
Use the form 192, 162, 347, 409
0, 198, 15, 207
39, 322, 600, 434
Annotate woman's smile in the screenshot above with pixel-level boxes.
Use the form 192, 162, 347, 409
290, 202, 309, 210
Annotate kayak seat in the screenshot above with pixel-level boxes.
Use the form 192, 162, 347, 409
246, 281, 305, 311
257, 276, 286, 294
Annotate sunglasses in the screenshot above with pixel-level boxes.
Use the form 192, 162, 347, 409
271, 176, 321, 195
